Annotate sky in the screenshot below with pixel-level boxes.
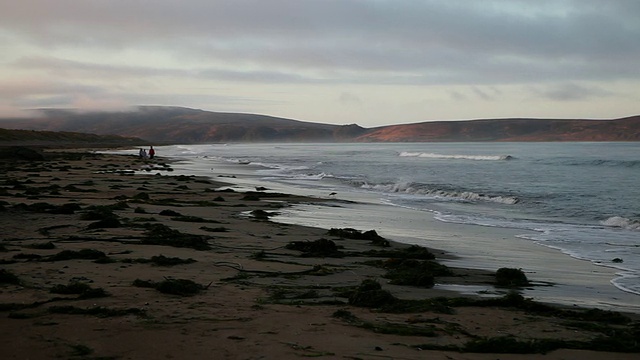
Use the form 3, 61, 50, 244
1, 0, 639, 127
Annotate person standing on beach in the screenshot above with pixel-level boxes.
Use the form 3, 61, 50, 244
149, 146, 155, 159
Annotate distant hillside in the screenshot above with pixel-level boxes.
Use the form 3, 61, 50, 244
359, 115, 640, 142
1, 106, 638, 143
0, 128, 144, 147
0, 107, 360, 143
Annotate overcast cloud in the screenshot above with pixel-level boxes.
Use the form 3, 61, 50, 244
1, 0, 638, 125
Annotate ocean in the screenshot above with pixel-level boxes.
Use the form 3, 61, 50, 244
120, 142, 640, 311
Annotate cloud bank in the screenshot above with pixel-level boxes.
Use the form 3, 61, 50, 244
1, 0, 638, 125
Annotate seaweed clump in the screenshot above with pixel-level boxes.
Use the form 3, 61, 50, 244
26, 241, 56, 249
81, 205, 122, 229
0, 269, 21, 285
123, 255, 196, 267
327, 228, 389, 247
348, 279, 397, 308
158, 209, 181, 216
285, 238, 344, 258
249, 209, 278, 220
495, 267, 529, 287
80, 206, 118, 221
332, 309, 438, 337
12, 202, 81, 214
48, 305, 145, 318
87, 217, 121, 229
46, 249, 108, 262
50, 282, 109, 299
381, 258, 452, 288
133, 278, 206, 296
141, 224, 211, 250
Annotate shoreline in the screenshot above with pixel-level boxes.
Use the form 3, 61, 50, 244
1, 149, 639, 359
157, 151, 640, 313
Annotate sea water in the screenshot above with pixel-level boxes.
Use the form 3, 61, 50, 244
121, 142, 640, 310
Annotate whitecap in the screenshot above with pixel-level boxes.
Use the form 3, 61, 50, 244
399, 152, 512, 161
601, 216, 640, 230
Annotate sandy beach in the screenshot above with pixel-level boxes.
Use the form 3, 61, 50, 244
1, 148, 638, 359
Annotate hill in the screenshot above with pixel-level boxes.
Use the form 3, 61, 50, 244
0, 128, 145, 147
1, 107, 638, 143
360, 116, 640, 142
0, 107, 358, 143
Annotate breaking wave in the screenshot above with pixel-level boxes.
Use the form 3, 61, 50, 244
399, 152, 513, 161
601, 216, 640, 230
360, 181, 519, 205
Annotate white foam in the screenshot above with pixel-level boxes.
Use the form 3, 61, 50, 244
361, 182, 519, 205
611, 273, 640, 296
601, 216, 640, 230
399, 152, 512, 161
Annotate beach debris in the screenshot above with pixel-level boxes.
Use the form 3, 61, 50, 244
68, 344, 94, 357
122, 255, 196, 267
132, 192, 150, 200
348, 279, 396, 308
80, 203, 126, 230
80, 205, 119, 221
48, 305, 146, 318
25, 241, 56, 249
199, 226, 229, 232
132, 278, 207, 296
158, 209, 182, 216
242, 194, 261, 201
87, 217, 121, 229
381, 259, 452, 288
285, 238, 344, 257
141, 223, 212, 250
12, 253, 43, 261
0, 269, 21, 285
332, 309, 358, 321
50, 281, 109, 299
45, 249, 109, 262
12, 202, 81, 214
495, 268, 529, 287
249, 209, 279, 220
332, 309, 437, 337
327, 228, 390, 247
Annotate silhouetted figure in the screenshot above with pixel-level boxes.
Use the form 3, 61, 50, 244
148, 146, 155, 159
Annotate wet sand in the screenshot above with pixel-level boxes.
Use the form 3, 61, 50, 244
0, 148, 638, 359
270, 201, 640, 313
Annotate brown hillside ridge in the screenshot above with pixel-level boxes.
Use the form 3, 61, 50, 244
1, 107, 639, 143
0, 149, 639, 359
0, 128, 145, 147
357, 115, 640, 142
